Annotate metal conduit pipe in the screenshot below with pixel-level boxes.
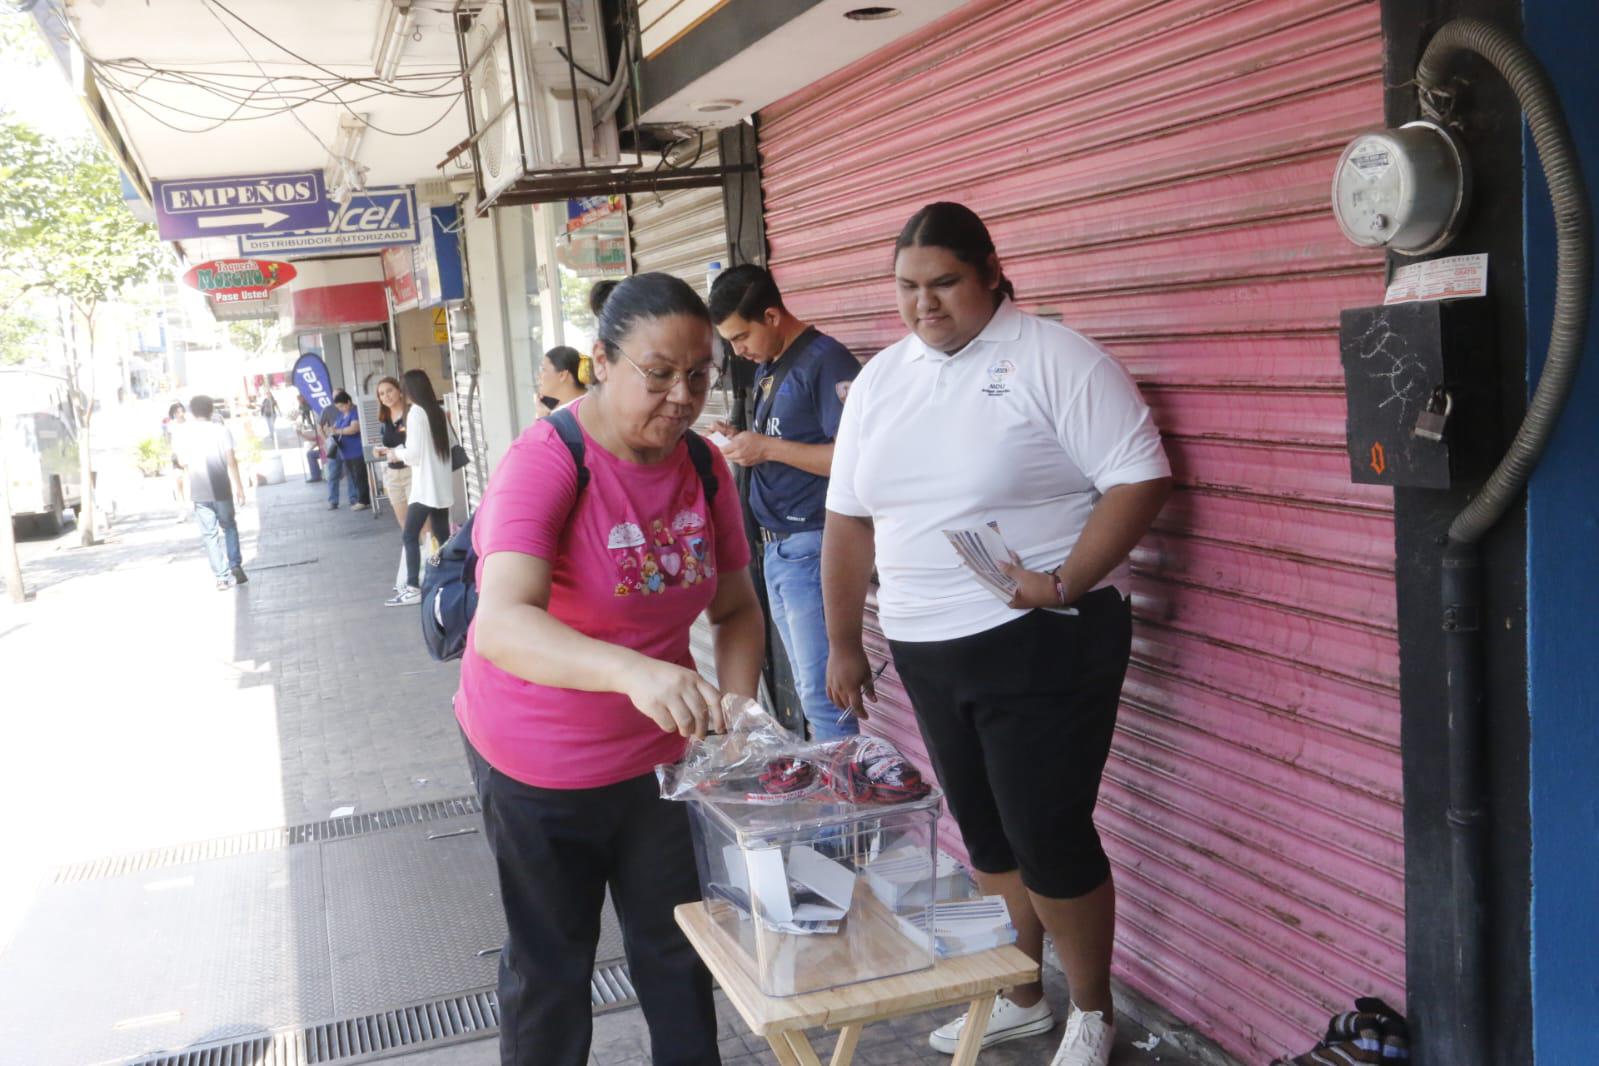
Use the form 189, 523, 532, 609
1419, 18, 1593, 546
1416, 18, 1592, 1065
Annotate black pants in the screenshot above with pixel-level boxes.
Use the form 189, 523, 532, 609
402, 503, 450, 587
463, 738, 719, 1066
889, 591, 1133, 899
345, 458, 371, 505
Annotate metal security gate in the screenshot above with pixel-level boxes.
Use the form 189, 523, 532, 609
629, 136, 734, 686
627, 135, 729, 292
453, 370, 487, 511
756, 0, 1399, 1060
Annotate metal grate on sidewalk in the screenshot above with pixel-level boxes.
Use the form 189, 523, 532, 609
51, 796, 482, 883
590, 959, 638, 1013
122, 962, 637, 1066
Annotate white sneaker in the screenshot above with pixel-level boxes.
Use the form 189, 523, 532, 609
385, 587, 421, 607
928, 993, 1054, 1054
1049, 1004, 1115, 1066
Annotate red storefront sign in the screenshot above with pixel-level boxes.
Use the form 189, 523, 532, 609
182, 258, 296, 302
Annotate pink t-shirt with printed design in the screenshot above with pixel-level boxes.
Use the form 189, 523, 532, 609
455, 401, 750, 789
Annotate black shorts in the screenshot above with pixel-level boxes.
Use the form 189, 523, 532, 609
888, 588, 1133, 899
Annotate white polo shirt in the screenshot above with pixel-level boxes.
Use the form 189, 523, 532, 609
826, 299, 1170, 643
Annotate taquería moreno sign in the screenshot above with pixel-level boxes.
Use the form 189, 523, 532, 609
181, 259, 297, 304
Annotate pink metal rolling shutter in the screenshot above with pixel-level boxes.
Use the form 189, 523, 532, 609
757, 0, 1400, 1060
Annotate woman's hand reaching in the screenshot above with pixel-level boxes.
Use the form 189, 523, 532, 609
622, 658, 724, 739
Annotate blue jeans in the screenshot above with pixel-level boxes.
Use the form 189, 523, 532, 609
764, 530, 858, 742
326, 454, 362, 504
193, 500, 242, 579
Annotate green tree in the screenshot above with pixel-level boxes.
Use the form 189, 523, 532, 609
225, 317, 282, 361
0, 118, 168, 545
0, 293, 49, 365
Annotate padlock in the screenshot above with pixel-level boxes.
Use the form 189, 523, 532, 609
1413, 387, 1453, 442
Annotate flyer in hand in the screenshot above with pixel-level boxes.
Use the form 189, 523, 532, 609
942, 521, 1019, 602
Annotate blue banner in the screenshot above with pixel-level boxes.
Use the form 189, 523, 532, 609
292, 353, 335, 417
432, 205, 466, 304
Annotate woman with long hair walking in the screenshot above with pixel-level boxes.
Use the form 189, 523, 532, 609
375, 370, 454, 606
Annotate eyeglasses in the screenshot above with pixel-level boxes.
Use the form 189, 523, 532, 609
614, 348, 716, 395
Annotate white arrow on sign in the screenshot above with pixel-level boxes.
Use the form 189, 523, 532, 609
197, 207, 292, 230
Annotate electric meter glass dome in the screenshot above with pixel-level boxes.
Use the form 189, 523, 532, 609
1331, 120, 1469, 255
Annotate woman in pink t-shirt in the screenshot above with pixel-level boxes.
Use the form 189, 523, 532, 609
456, 273, 764, 1066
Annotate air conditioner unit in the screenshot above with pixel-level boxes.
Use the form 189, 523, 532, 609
461, 0, 621, 206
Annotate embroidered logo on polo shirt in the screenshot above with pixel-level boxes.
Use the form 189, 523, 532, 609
982, 359, 1017, 397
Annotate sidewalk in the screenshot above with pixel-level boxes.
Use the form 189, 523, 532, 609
0, 452, 1204, 1066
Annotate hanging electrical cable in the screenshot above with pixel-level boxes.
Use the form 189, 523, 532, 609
41, 1, 462, 136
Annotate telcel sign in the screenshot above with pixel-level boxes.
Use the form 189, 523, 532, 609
181, 258, 297, 304
239, 186, 420, 255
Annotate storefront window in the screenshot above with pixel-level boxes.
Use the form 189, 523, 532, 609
496, 204, 545, 432
555, 196, 629, 354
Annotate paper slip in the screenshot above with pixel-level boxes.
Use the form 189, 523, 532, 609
894, 895, 1018, 958
706, 430, 732, 448
864, 846, 968, 908
942, 522, 1019, 601
1384, 253, 1489, 305
745, 847, 794, 923
787, 845, 856, 912
736, 844, 856, 934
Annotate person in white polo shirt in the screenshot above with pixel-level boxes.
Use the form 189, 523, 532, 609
823, 203, 1172, 1066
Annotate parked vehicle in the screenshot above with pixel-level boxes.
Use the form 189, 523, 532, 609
5, 411, 83, 535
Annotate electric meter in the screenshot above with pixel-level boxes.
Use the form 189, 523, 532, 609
1331, 120, 1470, 255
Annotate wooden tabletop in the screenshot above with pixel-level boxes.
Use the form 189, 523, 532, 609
675, 901, 1038, 1038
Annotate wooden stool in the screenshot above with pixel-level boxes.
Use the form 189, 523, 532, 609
675, 901, 1038, 1066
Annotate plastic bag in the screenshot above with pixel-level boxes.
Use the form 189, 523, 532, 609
658, 696, 931, 806
657, 696, 812, 803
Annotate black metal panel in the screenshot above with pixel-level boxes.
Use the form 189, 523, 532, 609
1339, 299, 1498, 488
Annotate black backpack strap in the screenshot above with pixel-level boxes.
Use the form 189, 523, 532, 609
683, 430, 719, 506
549, 407, 713, 506
546, 407, 590, 495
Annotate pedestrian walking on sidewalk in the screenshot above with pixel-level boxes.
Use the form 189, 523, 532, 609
325, 391, 370, 510
709, 264, 862, 742
172, 394, 248, 591
824, 203, 1173, 1066
258, 391, 278, 447
375, 370, 451, 607
164, 401, 190, 520
296, 395, 324, 481
457, 272, 765, 1066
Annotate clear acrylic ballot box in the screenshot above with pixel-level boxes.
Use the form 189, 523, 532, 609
685, 790, 944, 998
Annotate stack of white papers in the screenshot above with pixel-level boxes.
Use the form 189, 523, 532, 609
895, 895, 1018, 958
863, 846, 970, 909
942, 523, 1019, 602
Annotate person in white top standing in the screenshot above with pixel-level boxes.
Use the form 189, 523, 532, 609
375, 370, 454, 607
172, 394, 249, 591
823, 203, 1172, 1066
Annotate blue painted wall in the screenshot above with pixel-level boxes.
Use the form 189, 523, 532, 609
1523, 3, 1599, 1060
